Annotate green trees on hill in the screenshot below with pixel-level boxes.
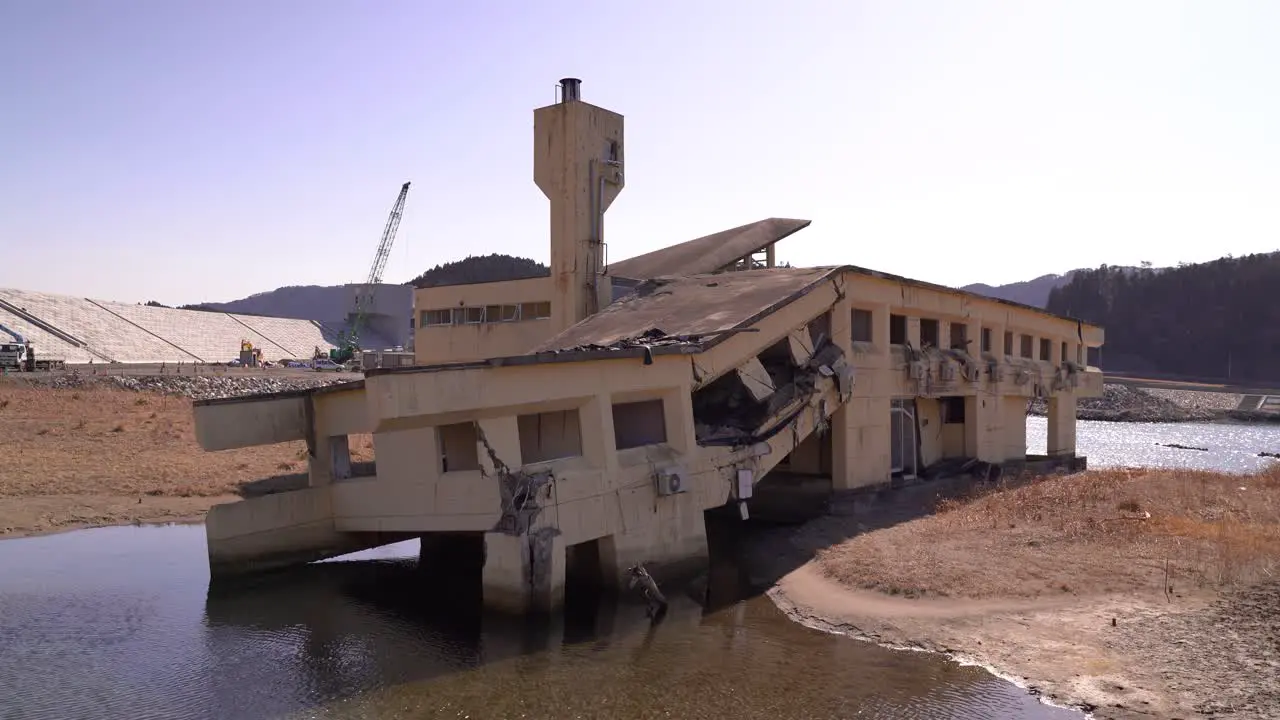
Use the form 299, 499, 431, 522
408, 254, 549, 288
1045, 252, 1280, 382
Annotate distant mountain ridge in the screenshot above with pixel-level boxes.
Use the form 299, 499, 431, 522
960, 272, 1079, 308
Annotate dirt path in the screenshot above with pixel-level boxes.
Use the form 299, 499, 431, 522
746, 467, 1280, 719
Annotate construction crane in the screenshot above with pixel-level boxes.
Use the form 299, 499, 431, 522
332, 181, 410, 363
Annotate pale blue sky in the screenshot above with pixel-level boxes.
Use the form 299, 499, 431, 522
2, 1, 1277, 305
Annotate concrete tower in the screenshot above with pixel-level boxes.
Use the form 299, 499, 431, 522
534, 77, 625, 335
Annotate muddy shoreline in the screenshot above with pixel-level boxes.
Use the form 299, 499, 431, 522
746, 470, 1280, 720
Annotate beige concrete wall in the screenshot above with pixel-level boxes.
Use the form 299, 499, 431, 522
413, 276, 554, 365
195, 396, 306, 451
534, 98, 624, 335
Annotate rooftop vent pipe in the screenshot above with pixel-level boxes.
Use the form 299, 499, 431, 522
559, 77, 582, 103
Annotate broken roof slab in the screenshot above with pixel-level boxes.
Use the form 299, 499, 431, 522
534, 267, 838, 353
605, 218, 811, 280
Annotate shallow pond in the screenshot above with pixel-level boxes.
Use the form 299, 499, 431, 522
0, 524, 1080, 719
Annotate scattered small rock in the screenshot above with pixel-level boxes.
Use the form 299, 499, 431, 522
13, 371, 352, 401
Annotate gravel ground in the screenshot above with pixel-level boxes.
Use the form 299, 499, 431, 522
1143, 387, 1244, 412
1030, 384, 1269, 423
6, 370, 360, 400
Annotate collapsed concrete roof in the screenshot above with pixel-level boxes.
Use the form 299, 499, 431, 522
605, 218, 811, 280
535, 267, 837, 353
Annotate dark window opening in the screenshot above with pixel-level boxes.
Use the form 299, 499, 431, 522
1039, 338, 1051, 361
438, 422, 479, 473
981, 327, 992, 353
941, 396, 966, 424
949, 322, 968, 350
807, 311, 832, 347
889, 314, 907, 345
1003, 331, 1013, 356
920, 319, 940, 347
851, 309, 873, 343
612, 399, 667, 450
1061, 341, 1069, 363
1020, 334, 1033, 358
518, 410, 583, 463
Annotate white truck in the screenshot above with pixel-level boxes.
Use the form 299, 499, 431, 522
0, 324, 65, 372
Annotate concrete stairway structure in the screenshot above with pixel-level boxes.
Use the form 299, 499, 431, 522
0, 288, 337, 364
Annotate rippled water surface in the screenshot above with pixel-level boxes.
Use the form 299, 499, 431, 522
0, 525, 1080, 720
1027, 417, 1280, 472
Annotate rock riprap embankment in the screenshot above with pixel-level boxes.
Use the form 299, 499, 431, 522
18, 372, 353, 401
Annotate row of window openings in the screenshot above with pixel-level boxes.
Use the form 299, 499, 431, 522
436, 400, 667, 473
851, 310, 1080, 363
420, 301, 552, 327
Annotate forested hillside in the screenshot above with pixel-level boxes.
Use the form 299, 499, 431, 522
409, 254, 548, 288
1045, 253, 1280, 381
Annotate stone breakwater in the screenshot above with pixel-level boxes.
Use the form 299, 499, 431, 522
1030, 383, 1279, 423
11, 371, 354, 401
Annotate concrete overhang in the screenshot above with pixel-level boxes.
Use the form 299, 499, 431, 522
192, 380, 367, 451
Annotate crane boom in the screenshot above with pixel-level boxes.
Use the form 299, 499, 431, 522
346, 181, 410, 354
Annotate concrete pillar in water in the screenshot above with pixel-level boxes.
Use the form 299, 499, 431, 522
482, 531, 567, 614
419, 532, 485, 580
1047, 394, 1078, 456
596, 502, 708, 591
308, 434, 350, 487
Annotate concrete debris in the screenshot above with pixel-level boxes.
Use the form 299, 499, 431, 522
11, 372, 350, 401
694, 338, 846, 447
476, 423, 555, 537
626, 563, 669, 619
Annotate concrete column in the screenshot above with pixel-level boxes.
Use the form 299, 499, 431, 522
597, 495, 707, 590
476, 417, 521, 473
578, 395, 617, 471
419, 532, 485, 579
482, 530, 566, 614
661, 386, 696, 456
308, 434, 351, 487
964, 394, 1001, 462
1047, 394, 1077, 456
830, 294, 852, 355
871, 304, 891, 348
1001, 396, 1028, 460
832, 397, 892, 490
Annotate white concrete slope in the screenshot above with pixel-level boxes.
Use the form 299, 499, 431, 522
0, 287, 337, 364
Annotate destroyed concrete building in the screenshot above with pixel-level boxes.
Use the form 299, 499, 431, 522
191, 78, 1105, 613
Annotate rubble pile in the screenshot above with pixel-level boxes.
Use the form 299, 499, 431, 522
17, 372, 352, 401
1028, 384, 1218, 423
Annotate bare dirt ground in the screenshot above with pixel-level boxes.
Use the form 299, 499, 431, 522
754, 467, 1280, 719
0, 380, 372, 537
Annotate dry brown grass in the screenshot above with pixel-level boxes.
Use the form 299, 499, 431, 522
0, 381, 374, 533
818, 465, 1280, 600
